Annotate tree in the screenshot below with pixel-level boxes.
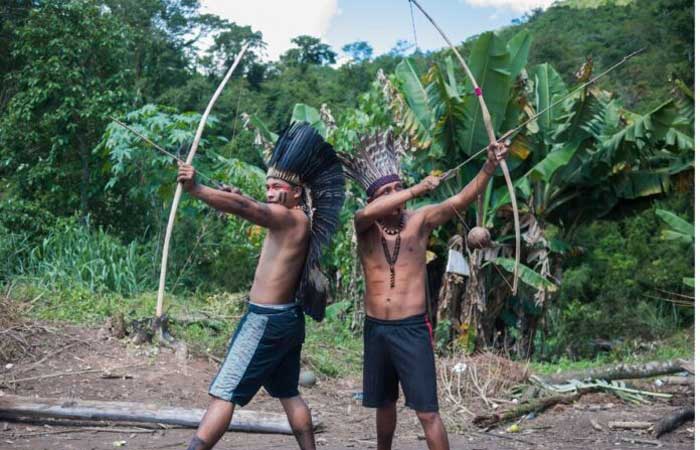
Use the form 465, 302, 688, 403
198, 16, 265, 79
388, 39, 414, 57
0, 0, 134, 221
281, 35, 337, 66
103, 0, 201, 101
342, 41, 373, 62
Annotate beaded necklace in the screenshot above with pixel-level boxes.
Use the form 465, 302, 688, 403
378, 215, 405, 289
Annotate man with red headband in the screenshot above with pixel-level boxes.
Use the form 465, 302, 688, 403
339, 131, 508, 450
178, 122, 345, 450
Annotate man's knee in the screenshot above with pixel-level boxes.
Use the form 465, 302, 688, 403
377, 401, 397, 414
416, 410, 440, 425
187, 435, 210, 450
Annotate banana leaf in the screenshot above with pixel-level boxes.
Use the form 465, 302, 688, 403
394, 58, 435, 150
506, 31, 532, 81
656, 209, 694, 244
460, 32, 512, 156
533, 63, 569, 140
246, 114, 278, 143
490, 257, 558, 293
427, 62, 467, 160
613, 171, 670, 199
291, 103, 327, 138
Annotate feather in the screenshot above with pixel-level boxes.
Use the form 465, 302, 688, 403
338, 129, 402, 197
266, 122, 346, 322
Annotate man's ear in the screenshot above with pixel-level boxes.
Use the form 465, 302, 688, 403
293, 185, 303, 200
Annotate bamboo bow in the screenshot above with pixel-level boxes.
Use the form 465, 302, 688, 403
155, 43, 251, 320
409, 0, 521, 294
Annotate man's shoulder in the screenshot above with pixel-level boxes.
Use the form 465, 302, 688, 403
288, 208, 311, 234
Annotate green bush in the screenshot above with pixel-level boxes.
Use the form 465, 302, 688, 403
0, 196, 56, 240
546, 199, 693, 358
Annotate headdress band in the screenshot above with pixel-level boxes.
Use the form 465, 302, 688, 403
366, 174, 401, 197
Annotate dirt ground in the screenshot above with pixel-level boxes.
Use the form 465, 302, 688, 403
0, 324, 694, 450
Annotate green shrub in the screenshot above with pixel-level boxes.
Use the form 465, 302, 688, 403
546, 199, 693, 358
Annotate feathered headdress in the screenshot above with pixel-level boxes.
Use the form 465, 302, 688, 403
337, 130, 402, 197
266, 122, 345, 321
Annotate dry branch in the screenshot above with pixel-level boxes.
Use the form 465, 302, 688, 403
0, 395, 317, 435
1, 363, 144, 385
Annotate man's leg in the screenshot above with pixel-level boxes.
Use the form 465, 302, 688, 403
376, 401, 397, 450
280, 396, 316, 450
415, 410, 449, 450
186, 398, 235, 450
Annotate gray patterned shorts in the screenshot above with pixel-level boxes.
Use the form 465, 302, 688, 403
209, 302, 305, 406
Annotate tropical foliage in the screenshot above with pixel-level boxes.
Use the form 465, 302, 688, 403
0, 0, 693, 362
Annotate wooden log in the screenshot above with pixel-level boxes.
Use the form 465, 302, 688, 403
542, 359, 689, 384
653, 406, 694, 438
0, 395, 316, 434
657, 375, 694, 386
608, 421, 653, 430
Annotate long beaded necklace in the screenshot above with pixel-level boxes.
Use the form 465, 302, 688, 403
379, 215, 404, 289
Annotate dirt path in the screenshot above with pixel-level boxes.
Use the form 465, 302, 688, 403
0, 324, 694, 450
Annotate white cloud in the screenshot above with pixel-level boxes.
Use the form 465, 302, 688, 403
462, 0, 555, 13
201, 0, 340, 60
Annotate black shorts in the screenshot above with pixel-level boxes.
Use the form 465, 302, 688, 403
362, 313, 438, 412
208, 302, 305, 406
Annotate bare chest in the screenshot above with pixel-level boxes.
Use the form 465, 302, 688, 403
359, 228, 428, 271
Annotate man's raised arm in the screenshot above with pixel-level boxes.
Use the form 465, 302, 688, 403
418, 142, 509, 231
353, 177, 439, 233
177, 163, 295, 230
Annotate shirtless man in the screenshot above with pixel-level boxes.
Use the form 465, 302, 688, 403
178, 123, 344, 450
340, 132, 508, 450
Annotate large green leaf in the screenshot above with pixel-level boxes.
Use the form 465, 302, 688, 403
595, 100, 677, 165
460, 32, 512, 156
427, 62, 467, 160
291, 103, 327, 138
656, 209, 694, 243
672, 79, 694, 123
394, 59, 435, 149
506, 31, 532, 81
533, 63, 569, 138
246, 114, 278, 144
491, 257, 558, 293
528, 144, 578, 183
613, 171, 670, 199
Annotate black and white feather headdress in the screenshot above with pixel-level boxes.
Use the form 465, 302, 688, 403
266, 122, 345, 321
337, 129, 402, 197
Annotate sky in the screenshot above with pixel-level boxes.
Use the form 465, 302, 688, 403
199, 0, 554, 62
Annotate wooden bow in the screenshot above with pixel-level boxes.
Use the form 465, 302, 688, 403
155, 42, 251, 319
409, 0, 520, 294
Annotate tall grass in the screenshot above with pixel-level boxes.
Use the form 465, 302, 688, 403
12, 217, 154, 296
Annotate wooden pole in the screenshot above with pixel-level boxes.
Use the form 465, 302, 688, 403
0, 395, 319, 435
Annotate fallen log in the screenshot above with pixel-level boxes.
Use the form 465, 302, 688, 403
656, 375, 694, 386
473, 390, 589, 428
608, 421, 652, 430
542, 359, 689, 384
0, 395, 317, 434
654, 406, 694, 438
